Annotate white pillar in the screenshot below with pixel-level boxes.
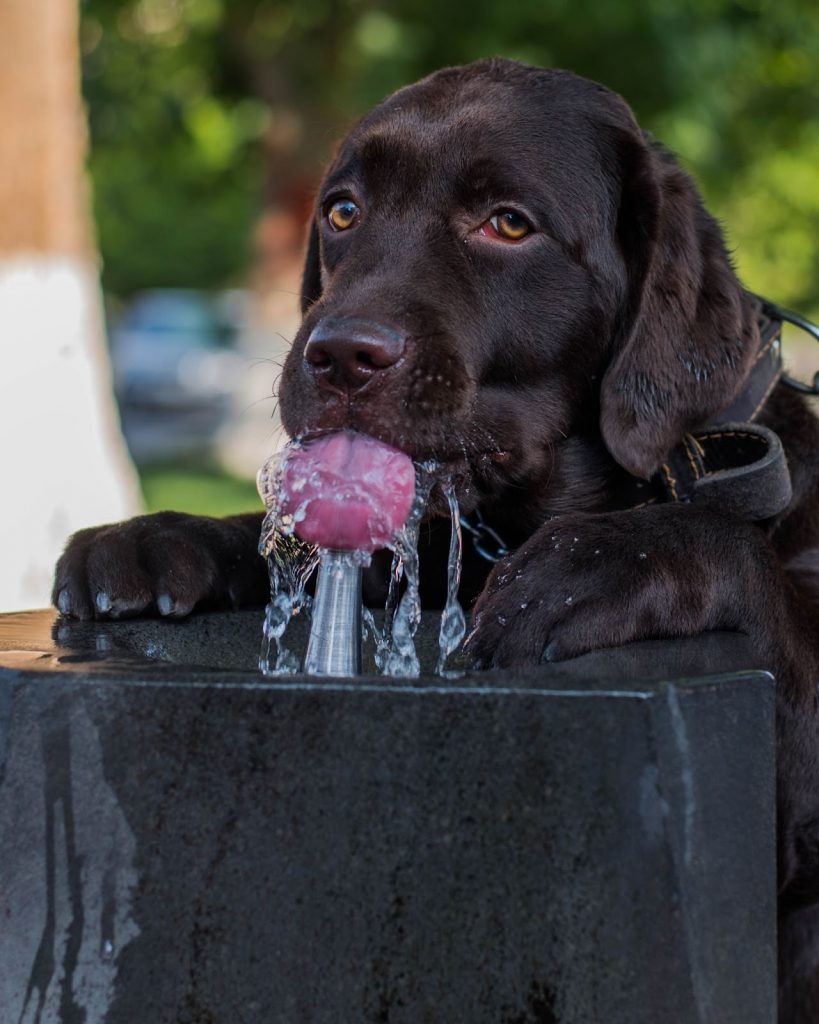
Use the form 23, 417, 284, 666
0, 256, 142, 610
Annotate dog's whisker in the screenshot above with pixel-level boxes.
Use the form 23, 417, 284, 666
237, 395, 279, 416
265, 287, 302, 298
245, 357, 286, 370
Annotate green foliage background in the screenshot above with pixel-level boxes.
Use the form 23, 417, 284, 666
81, 0, 819, 315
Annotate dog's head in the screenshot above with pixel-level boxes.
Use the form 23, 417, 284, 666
279, 58, 758, 521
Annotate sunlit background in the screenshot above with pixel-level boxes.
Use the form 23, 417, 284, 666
1, 0, 817, 610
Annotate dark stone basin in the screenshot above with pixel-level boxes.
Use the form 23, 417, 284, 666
0, 609, 776, 1023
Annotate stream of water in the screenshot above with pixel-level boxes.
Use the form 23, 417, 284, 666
257, 447, 319, 675
257, 453, 467, 679
378, 461, 436, 677
435, 477, 467, 676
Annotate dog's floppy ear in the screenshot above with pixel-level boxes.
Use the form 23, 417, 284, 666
300, 218, 322, 316
599, 139, 757, 479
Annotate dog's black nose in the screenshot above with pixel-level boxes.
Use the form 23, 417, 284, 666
304, 317, 406, 391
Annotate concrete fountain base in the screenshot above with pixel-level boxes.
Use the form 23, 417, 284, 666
0, 609, 776, 1023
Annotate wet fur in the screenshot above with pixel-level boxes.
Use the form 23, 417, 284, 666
53, 59, 819, 1019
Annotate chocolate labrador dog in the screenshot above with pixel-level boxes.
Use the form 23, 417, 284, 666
54, 59, 819, 1019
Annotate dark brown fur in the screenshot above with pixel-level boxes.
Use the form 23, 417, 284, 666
53, 59, 819, 1019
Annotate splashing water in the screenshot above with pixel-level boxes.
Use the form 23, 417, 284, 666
435, 477, 466, 677
379, 461, 436, 677
258, 448, 319, 674
259, 536, 318, 675
372, 549, 403, 673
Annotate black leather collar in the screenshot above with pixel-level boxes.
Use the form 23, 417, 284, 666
657, 422, 791, 521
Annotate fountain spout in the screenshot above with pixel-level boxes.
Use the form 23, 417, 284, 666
303, 551, 363, 676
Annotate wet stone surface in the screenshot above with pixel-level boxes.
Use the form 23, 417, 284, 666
0, 609, 776, 1023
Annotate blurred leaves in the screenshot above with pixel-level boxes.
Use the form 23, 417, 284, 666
82, 0, 819, 313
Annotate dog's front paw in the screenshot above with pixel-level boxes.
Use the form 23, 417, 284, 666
464, 507, 729, 669
52, 512, 267, 620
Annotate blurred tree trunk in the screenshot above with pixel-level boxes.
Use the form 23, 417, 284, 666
0, 0, 141, 611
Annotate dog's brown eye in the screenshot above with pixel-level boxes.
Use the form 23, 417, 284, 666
327, 199, 360, 231
491, 211, 530, 240
476, 210, 531, 243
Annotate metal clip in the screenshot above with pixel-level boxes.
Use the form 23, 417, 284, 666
459, 510, 510, 563
769, 303, 819, 397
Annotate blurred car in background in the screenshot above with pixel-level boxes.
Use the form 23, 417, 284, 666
110, 289, 246, 464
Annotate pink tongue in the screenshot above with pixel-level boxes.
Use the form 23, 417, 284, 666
280, 431, 416, 552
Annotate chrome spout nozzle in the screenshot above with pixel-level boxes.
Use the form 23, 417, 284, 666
303, 550, 362, 676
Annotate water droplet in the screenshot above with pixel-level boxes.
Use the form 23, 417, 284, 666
638, 552, 647, 560
564, 596, 573, 606
497, 615, 508, 626
101, 939, 114, 961
594, 549, 600, 555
